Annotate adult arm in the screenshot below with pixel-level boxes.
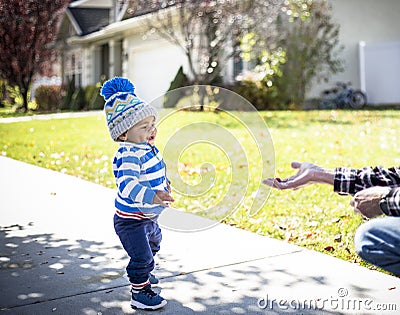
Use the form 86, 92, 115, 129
382, 187, 400, 216
264, 162, 400, 217
333, 166, 400, 195
262, 162, 334, 189
335, 166, 400, 217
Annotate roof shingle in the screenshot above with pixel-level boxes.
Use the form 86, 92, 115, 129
69, 8, 109, 35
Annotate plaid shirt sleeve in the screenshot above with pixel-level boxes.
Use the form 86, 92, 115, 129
334, 166, 400, 216
381, 187, 400, 216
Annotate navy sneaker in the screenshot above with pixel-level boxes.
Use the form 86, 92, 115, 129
149, 273, 159, 286
130, 285, 167, 310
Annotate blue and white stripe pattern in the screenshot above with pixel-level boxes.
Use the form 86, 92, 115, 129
113, 142, 168, 220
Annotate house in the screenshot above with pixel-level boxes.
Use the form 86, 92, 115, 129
57, 0, 190, 104
57, 0, 400, 106
309, 0, 400, 105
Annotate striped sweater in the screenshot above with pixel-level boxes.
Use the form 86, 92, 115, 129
112, 142, 168, 220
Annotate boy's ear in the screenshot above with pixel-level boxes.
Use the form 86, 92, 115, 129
118, 132, 127, 141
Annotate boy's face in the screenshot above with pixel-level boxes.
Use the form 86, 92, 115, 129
123, 116, 156, 144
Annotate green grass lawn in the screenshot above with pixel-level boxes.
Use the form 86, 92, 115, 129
1, 109, 399, 272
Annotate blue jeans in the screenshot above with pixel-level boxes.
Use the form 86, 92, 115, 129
354, 216, 400, 277
114, 215, 162, 286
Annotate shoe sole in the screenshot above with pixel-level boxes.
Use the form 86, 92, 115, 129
131, 299, 167, 310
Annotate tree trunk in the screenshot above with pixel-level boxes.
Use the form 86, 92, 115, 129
186, 50, 199, 84
20, 86, 29, 112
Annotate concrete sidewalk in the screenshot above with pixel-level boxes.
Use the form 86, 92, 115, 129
0, 156, 399, 315
0, 111, 102, 124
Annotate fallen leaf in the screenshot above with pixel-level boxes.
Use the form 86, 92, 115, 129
388, 287, 396, 290
285, 232, 293, 242
324, 246, 335, 252
305, 232, 316, 238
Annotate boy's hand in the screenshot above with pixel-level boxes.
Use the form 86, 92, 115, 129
153, 190, 174, 207
167, 181, 172, 193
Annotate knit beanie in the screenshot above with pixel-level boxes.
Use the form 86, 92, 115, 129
100, 77, 158, 141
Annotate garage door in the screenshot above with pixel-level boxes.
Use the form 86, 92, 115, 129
129, 42, 186, 106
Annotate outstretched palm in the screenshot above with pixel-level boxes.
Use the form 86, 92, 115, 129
263, 162, 326, 190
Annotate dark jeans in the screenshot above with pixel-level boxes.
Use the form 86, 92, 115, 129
114, 214, 162, 286
354, 216, 400, 277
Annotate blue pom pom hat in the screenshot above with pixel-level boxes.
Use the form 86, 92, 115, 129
100, 77, 158, 141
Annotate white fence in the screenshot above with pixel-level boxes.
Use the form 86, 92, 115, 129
360, 41, 400, 105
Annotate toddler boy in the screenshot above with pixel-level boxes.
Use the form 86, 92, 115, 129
101, 77, 174, 310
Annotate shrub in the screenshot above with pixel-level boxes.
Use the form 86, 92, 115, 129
233, 80, 271, 110
85, 83, 105, 110
0, 82, 25, 108
163, 66, 190, 108
61, 79, 75, 110
89, 93, 105, 110
232, 74, 300, 110
0, 81, 7, 107
35, 85, 63, 111
69, 87, 86, 111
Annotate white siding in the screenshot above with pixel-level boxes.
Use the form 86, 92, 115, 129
126, 36, 188, 106
362, 41, 400, 104
307, 0, 400, 104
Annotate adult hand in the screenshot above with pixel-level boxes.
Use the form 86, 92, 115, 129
153, 190, 174, 207
351, 186, 391, 218
263, 162, 331, 190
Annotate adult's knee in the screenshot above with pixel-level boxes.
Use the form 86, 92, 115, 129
354, 220, 377, 260
354, 217, 399, 264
